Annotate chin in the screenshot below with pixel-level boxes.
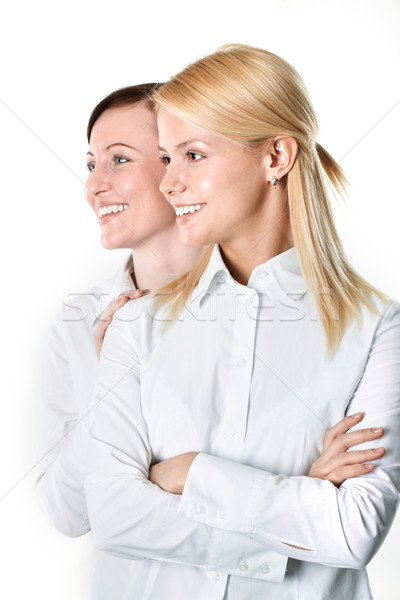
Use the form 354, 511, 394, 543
100, 234, 126, 250
179, 231, 214, 249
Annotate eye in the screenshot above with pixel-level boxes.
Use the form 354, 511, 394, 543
160, 155, 171, 166
87, 163, 95, 173
187, 152, 203, 162
114, 155, 129, 165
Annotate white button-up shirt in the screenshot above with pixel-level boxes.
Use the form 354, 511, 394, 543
82, 245, 400, 599
36, 255, 139, 599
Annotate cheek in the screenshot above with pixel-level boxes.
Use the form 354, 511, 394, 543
118, 176, 138, 203
142, 160, 166, 191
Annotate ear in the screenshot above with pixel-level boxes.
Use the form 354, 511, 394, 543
265, 135, 298, 180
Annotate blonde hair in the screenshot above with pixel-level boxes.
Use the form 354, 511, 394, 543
153, 44, 386, 353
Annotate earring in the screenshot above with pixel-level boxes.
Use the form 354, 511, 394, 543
271, 176, 278, 189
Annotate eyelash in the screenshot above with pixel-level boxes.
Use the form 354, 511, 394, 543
159, 151, 204, 166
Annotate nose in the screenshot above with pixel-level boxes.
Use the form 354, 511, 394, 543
159, 164, 187, 199
85, 164, 112, 203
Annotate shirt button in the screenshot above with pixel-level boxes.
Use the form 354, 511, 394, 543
239, 561, 249, 572
260, 563, 270, 575
216, 511, 226, 522
237, 359, 246, 368
213, 573, 221, 583
195, 504, 206, 515
259, 270, 268, 279
227, 428, 239, 440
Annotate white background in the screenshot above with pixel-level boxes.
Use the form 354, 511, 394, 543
0, 0, 399, 598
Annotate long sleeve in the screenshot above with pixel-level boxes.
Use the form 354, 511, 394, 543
179, 300, 400, 568
84, 307, 288, 583
36, 310, 91, 537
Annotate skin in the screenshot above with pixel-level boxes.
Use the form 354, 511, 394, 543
148, 108, 385, 498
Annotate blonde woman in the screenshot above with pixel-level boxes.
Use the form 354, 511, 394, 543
83, 46, 399, 599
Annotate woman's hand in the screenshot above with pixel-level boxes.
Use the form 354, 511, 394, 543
149, 452, 199, 495
309, 412, 385, 486
94, 289, 150, 358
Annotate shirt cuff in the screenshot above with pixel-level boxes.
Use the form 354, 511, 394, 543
179, 453, 288, 583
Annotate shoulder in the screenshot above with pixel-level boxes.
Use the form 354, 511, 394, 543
103, 293, 164, 362
52, 260, 132, 336
355, 295, 400, 357
363, 294, 400, 328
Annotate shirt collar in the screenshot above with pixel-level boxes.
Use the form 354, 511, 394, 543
251, 246, 308, 300
192, 245, 230, 307
193, 244, 308, 307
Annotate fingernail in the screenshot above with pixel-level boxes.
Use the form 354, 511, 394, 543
373, 447, 384, 453
364, 463, 374, 471
350, 412, 363, 418
372, 428, 383, 434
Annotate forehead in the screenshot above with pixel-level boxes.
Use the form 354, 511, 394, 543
157, 107, 218, 146
157, 107, 250, 158
89, 103, 157, 148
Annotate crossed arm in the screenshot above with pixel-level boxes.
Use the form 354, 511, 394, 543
149, 414, 384, 494
82, 299, 400, 576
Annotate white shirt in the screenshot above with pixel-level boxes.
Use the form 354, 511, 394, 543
82, 244, 400, 599
36, 255, 139, 600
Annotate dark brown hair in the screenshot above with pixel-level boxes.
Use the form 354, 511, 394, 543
86, 83, 161, 142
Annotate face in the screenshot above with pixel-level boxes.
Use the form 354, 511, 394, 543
157, 108, 272, 250
85, 103, 175, 250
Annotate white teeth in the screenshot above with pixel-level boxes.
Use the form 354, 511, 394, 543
175, 204, 204, 217
98, 204, 128, 218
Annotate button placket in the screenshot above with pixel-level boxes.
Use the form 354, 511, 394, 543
218, 286, 257, 462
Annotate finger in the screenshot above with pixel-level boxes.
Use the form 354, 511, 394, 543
94, 317, 112, 341
323, 413, 364, 451
98, 289, 150, 322
321, 446, 385, 474
322, 427, 384, 461
326, 463, 375, 487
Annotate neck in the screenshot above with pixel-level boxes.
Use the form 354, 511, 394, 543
220, 193, 294, 285
131, 228, 202, 291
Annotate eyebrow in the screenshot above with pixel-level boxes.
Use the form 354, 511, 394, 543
158, 138, 205, 152
86, 142, 142, 157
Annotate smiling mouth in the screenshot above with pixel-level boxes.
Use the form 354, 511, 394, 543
174, 203, 205, 217
98, 204, 128, 218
